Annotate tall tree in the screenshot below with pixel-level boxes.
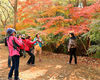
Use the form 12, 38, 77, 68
82, 0, 87, 7
0, 5, 9, 29
13, 0, 18, 29
75, 0, 79, 6
68, 0, 71, 4
0, 1, 13, 36
8, 0, 18, 29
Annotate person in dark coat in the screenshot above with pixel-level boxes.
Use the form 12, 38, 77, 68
68, 33, 77, 64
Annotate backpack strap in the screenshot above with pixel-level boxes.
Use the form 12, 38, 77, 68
7, 36, 20, 52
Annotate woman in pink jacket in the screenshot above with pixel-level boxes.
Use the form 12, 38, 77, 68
7, 28, 22, 80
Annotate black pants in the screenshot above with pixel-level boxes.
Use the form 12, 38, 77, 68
69, 48, 77, 64
8, 55, 19, 80
26, 50, 35, 64
8, 56, 12, 67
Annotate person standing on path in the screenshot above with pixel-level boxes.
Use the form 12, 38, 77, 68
68, 33, 77, 64
33, 34, 43, 62
7, 28, 22, 80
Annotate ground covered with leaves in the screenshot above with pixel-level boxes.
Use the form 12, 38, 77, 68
0, 44, 100, 80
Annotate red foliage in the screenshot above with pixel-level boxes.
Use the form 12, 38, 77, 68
39, 2, 100, 35
17, 0, 53, 27
69, 2, 100, 20
10, 0, 100, 36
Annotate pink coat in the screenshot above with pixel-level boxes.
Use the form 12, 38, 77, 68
7, 36, 22, 57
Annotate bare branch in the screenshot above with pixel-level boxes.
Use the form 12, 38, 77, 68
0, 6, 8, 20
0, 5, 10, 27
8, 0, 14, 9
5, 3, 14, 11
0, 14, 5, 26
1, 8, 6, 20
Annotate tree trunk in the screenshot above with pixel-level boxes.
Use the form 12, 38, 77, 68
82, 0, 87, 7
76, 0, 79, 7
13, 0, 18, 29
68, 0, 71, 4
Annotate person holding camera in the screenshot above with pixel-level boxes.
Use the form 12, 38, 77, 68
23, 36, 36, 65
7, 28, 22, 80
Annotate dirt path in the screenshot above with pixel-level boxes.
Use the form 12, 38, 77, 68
0, 44, 100, 80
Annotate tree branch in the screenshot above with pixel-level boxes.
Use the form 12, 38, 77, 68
0, 5, 10, 27
8, 0, 14, 9
0, 14, 5, 26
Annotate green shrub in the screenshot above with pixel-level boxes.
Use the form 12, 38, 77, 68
82, 20, 100, 58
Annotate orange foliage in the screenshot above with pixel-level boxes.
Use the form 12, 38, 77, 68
6, 23, 34, 31
1, 31, 6, 36
56, 35, 68, 48
22, 19, 37, 26
17, 0, 53, 27
69, 3, 100, 20
38, 16, 73, 29
6, 0, 100, 48
41, 6, 64, 17
38, 2, 100, 37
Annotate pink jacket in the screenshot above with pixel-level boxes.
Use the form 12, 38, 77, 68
7, 36, 22, 57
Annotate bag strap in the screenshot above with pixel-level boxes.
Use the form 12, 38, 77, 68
7, 36, 19, 52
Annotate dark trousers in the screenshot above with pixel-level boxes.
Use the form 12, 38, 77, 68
69, 48, 77, 64
26, 50, 35, 64
8, 55, 19, 80
8, 56, 12, 67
